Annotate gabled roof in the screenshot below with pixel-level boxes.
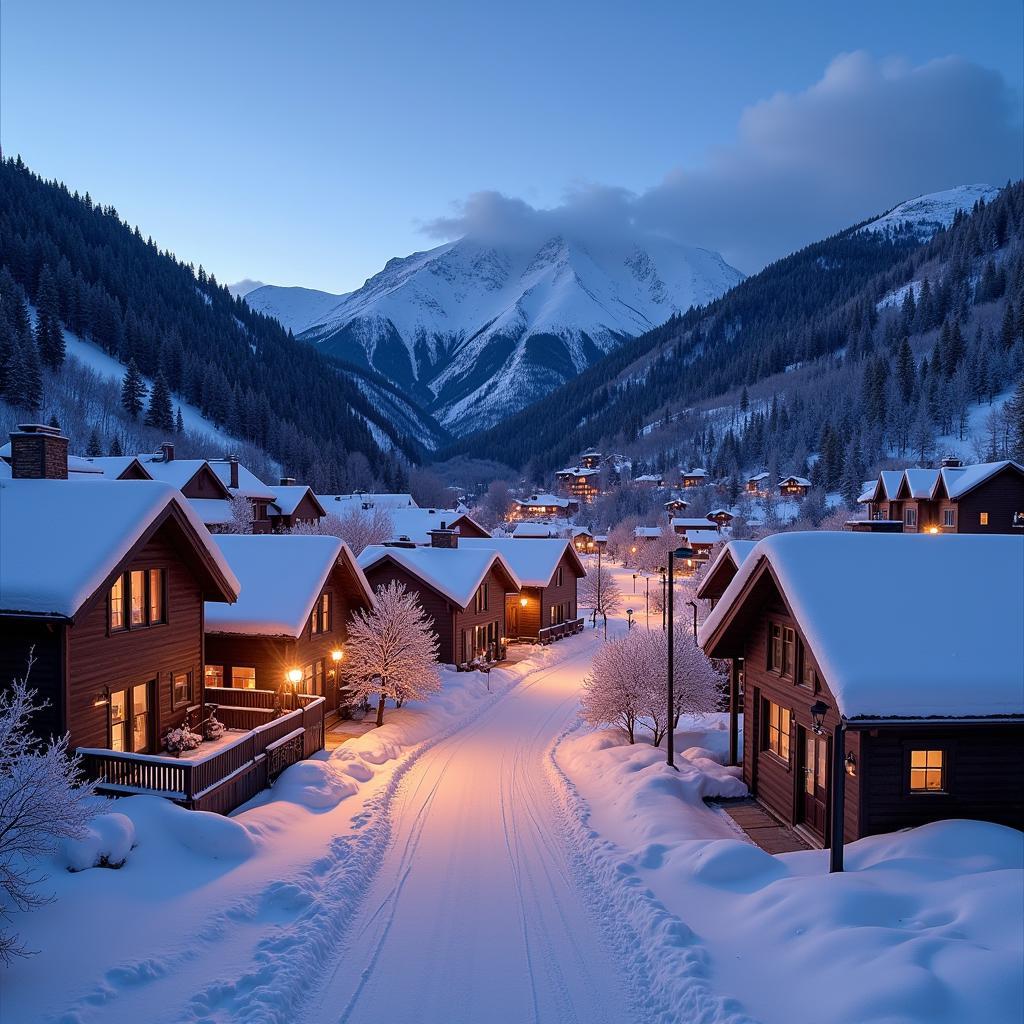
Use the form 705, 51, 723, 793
318, 492, 418, 510
512, 522, 562, 538
634, 526, 662, 538
189, 498, 234, 526
71, 455, 152, 480
748, 472, 770, 482
664, 497, 689, 507
899, 468, 939, 500
460, 538, 585, 587
707, 508, 734, 518
208, 459, 277, 500
270, 485, 326, 518
138, 455, 227, 494
779, 475, 811, 487
514, 493, 570, 508
0, 479, 239, 619
206, 534, 372, 637
939, 460, 1024, 500
358, 545, 522, 609
695, 540, 756, 601
670, 517, 721, 531
682, 468, 708, 477
700, 532, 1024, 720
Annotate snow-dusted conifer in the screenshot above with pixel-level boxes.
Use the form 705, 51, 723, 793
0, 655, 97, 963
343, 582, 441, 727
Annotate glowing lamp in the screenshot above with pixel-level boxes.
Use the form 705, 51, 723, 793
331, 648, 344, 663
810, 699, 830, 735
519, 596, 528, 607
286, 668, 303, 686
928, 526, 939, 535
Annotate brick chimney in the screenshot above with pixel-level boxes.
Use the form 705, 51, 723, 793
9, 424, 69, 479
279, 476, 296, 486
160, 441, 175, 462
940, 455, 963, 469
228, 455, 239, 490
429, 522, 459, 549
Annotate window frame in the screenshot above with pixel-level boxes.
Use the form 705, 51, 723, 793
109, 574, 127, 632
109, 567, 168, 635
205, 664, 225, 688
979, 512, 989, 526
171, 670, 193, 709
762, 699, 792, 764
904, 506, 917, 527
231, 666, 257, 689
942, 508, 955, 527
906, 746, 949, 795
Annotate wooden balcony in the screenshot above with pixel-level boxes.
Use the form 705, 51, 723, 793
77, 689, 325, 814
537, 618, 585, 644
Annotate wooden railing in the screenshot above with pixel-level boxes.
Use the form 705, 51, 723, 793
537, 617, 585, 644
78, 692, 325, 814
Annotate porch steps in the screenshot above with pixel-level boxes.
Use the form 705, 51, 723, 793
713, 797, 811, 854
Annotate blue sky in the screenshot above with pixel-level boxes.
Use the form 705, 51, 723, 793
2, 0, 1022, 291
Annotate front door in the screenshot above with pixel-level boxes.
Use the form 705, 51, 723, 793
110, 681, 154, 753
505, 596, 519, 639
799, 727, 828, 837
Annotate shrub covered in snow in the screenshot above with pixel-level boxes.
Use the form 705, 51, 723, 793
343, 581, 442, 726
59, 813, 135, 872
0, 658, 98, 962
163, 718, 202, 754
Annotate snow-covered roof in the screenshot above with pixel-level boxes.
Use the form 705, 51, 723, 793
514, 493, 570, 508
878, 470, 904, 500
941, 460, 1023, 500
138, 456, 214, 491
512, 522, 562, 538
682, 468, 708, 477
188, 497, 233, 525
664, 497, 689, 507
700, 532, 1024, 719
70, 455, 150, 480
206, 535, 372, 637
748, 472, 770, 482
862, 461, 1024, 504
634, 526, 662, 538
387, 507, 471, 544
460, 538, 584, 587
269, 484, 324, 518
571, 526, 593, 537
902, 468, 938, 499
318, 492, 418, 510
358, 545, 521, 608
572, 468, 599, 478
634, 474, 664, 483
670, 518, 721, 531
0, 479, 240, 618
208, 459, 276, 499
780, 475, 811, 487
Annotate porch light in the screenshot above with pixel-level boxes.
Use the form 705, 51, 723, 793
331, 648, 344, 663
93, 688, 110, 708
286, 667, 303, 686
519, 596, 528, 607
810, 699, 829, 735
845, 752, 857, 777
927, 526, 939, 534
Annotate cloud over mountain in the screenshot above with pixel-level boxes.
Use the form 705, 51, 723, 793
425, 53, 1023, 272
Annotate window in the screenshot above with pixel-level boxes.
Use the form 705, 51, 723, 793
782, 627, 795, 678
557, 566, 564, 587
768, 623, 795, 677
301, 660, 325, 695
904, 507, 917, 527
110, 576, 126, 631
132, 682, 151, 752
979, 512, 989, 526
799, 641, 816, 688
232, 666, 257, 689
474, 583, 488, 613
148, 569, 166, 624
310, 592, 331, 635
763, 700, 791, 762
172, 671, 192, 707
909, 749, 945, 792
943, 509, 955, 527
769, 623, 782, 671
205, 664, 224, 687
110, 688, 128, 751
130, 569, 147, 625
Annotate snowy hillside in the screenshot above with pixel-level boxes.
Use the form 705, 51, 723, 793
245, 234, 744, 435
861, 184, 1001, 241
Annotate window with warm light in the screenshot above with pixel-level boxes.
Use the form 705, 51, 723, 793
110, 575, 126, 631
310, 592, 331, 634
763, 700, 791, 762
909, 749, 945, 792
980, 512, 989, 526
148, 569, 166, 624
172, 671, 192, 707
232, 666, 257, 689
205, 664, 224, 687
130, 569, 147, 625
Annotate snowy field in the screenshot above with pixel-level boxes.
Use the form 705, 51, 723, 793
3, 564, 1021, 1024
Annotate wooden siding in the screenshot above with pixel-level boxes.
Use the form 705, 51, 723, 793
0, 618, 66, 737
66, 525, 205, 752
954, 468, 1024, 534
178, 463, 231, 500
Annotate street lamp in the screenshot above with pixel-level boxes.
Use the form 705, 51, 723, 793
286, 666, 303, 711
626, 608, 634, 629
666, 544, 694, 771
632, 572, 638, 593
685, 600, 698, 640
658, 567, 667, 631
810, 699, 829, 735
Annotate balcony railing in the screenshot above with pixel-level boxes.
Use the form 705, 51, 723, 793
78, 689, 325, 814
537, 618, 585, 644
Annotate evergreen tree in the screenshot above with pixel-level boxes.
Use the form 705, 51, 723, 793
8, 331, 44, 412
895, 337, 915, 405
34, 265, 65, 370
86, 429, 103, 457
175, 405, 184, 434
121, 359, 146, 419
109, 434, 124, 457
739, 386, 749, 414
144, 371, 174, 431
1006, 374, 1024, 462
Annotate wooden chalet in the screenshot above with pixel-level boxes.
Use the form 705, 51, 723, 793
778, 475, 811, 498
204, 535, 374, 717
681, 468, 709, 488
209, 457, 277, 533
664, 497, 690, 515
359, 530, 521, 666
579, 451, 603, 470
510, 493, 578, 519
556, 466, 601, 503
268, 480, 327, 531
634, 473, 665, 488
669, 517, 721, 559
461, 538, 585, 643
699, 532, 1024, 859
746, 472, 770, 496
695, 540, 756, 609
707, 508, 735, 528
857, 458, 1024, 534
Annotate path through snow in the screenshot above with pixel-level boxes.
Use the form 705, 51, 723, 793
303, 634, 642, 1024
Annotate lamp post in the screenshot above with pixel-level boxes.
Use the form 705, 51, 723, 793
685, 600, 698, 640
626, 608, 634, 630
632, 572, 638, 594
666, 544, 693, 771
644, 574, 651, 630
810, 699, 845, 873
286, 667, 303, 711
658, 568, 667, 631
596, 541, 603, 625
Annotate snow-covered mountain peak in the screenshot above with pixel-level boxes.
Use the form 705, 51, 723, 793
861, 184, 1001, 241
244, 230, 744, 435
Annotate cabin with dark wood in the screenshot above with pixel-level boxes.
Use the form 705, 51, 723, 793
510, 493, 577, 519
204, 534, 374, 717
268, 481, 327, 531
706, 508, 735, 528
461, 538, 585, 643
359, 531, 521, 665
746, 472, 770, 495
664, 497, 690, 515
699, 532, 1024, 858
681, 468, 709, 488
857, 458, 1024, 534
778, 475, 811, 498
695, 540, 756, 609
209, 457, 277, 533
669, 518, 721, 560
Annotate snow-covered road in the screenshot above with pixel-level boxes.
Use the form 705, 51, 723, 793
303, 634, 640, 1024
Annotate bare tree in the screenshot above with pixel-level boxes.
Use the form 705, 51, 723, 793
579, 563, 622, 621
0, 655, 98, 963
223, 494, 255, 534
580, 631, 655, 743
296, 507, 393, 554
342, 582, 441, 727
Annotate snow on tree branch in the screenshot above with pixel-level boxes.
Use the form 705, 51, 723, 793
293, 508, 393, 554
342, 581, 441, 726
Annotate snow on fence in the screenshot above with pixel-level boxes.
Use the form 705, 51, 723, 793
537, 617, 585, 644
77, 690, 325, 813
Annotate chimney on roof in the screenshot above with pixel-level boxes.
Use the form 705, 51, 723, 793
386, 536, 417, 548
430, 524, 459, 549
228, 454, 239, 490
160, 441, 175, 462
9, 423, 68, 479
279, 476, 296, 487
940, 456, 963, 469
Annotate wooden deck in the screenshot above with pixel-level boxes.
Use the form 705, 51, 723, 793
714, 797, 811, 854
